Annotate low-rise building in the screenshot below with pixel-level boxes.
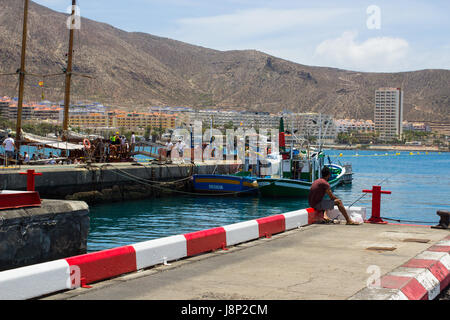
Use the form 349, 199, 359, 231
175, 108, 280, 130
335, 119, 375, 133
284, 113, 338, 142
0, 97, 10, 118
68, 110, 176, 131
403, 121, 431, 132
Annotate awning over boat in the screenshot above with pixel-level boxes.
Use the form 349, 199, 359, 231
22, 132, 85, 150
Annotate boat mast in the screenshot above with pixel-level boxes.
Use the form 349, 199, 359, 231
62, 0, 76, 141
290, 118, 294, 159
15, 0, 30, 152
318, 113, 322, 153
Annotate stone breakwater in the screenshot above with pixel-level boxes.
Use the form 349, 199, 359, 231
0, 200, 89, 271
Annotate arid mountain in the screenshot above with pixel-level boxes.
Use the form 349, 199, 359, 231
0, 0, 449, 122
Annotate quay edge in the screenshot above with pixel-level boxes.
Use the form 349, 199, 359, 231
3, 207, 450, 301
0, 161, 240, 204
0, 199, 89, 272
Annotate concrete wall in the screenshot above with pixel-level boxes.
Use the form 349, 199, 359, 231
0, 200, 89, 271
0, 162, 239, 204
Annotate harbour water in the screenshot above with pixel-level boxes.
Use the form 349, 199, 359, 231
0, 145, 158, 160
86, 149, 449, 253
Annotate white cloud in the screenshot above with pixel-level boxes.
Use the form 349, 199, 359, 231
314, 31, 410, 72
34, 0, 67, 5
174, 7, 356, 48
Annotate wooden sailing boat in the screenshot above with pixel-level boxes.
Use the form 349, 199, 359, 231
17, 1, 83, 140
14, 0, 30, 155
3, 0, 89, 165
62, 0, 77, 142
0, 0, 30, 165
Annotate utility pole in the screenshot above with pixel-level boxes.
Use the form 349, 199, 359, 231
15, 0, 30, 153
62, 0, 76, 141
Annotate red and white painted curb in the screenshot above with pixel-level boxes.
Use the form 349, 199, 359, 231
351, 235, 450, 300
0, 206, 366, 300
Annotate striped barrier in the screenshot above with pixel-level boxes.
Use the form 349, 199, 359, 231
350, 236, 450, 300
0, 206, 364, 300
133, 235, 187, 270
0, 260, 71, 300
65, 246, 137, 286
257, 215, 286, 238
185, 227, 227, 257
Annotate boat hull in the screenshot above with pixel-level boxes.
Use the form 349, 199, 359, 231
193, 174, 258, 195
257, 164, 345, 198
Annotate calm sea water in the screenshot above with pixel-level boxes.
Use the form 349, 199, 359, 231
87, 149, 450, 253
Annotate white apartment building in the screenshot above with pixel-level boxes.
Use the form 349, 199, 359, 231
375, 88, 404, 141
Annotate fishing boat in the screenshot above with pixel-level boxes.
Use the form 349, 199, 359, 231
192, 174, 258, 195
257, 152, 346, 198
192, 134, 282, 195
256, 116, 346, 198
192, 154, 261, 194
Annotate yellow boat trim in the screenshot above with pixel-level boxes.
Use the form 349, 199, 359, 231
196, 178, 240, 185
243, 181, 258, 188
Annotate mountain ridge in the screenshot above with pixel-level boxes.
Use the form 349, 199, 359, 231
0, 0, 448, 122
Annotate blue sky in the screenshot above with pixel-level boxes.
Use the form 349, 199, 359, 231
34, 0, 450, 72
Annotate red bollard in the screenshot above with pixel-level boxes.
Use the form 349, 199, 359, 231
362, 186, 391, 224
20, 169, 43, 191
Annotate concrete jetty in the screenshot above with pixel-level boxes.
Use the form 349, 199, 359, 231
0, 199, 89, 271
0, 161, 240, 203
42, 216, 449, 300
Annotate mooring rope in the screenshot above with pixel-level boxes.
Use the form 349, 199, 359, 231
99, 163, 193, 185
97, 162, 257, 197
379, 217, 437, 224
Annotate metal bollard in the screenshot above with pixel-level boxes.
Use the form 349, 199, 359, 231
362, 186, 391, 224
19, 169, 43, 191
431, 210, 450, 229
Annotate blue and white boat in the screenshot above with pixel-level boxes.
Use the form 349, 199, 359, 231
192, 151, 282, 195
192, 174, 258, 195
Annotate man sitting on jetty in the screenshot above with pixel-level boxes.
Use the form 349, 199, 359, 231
309, 166, 359, 225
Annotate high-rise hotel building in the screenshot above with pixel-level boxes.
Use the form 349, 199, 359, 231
374, 88, 404, 141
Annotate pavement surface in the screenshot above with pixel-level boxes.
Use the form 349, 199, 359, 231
44, 222, 450, 300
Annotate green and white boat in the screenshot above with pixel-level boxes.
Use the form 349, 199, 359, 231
256, 116, 346, 198
257, 153, 346, 198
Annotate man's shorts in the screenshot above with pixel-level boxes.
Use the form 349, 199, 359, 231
314, 198, 335, 211
5, 151, 14, 159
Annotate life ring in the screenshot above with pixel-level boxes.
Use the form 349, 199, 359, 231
83, 138, 91, 150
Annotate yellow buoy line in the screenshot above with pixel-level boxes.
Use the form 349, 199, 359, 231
329, 151, 442, 158
131, 150, 445, 162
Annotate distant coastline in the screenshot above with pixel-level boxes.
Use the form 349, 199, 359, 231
324, 144, 447, 152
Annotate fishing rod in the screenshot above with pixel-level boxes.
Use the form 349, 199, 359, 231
346, 169, 440, 225
347, 172, 396, 208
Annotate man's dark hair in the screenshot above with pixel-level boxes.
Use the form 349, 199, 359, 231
321, 166, 331, 178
